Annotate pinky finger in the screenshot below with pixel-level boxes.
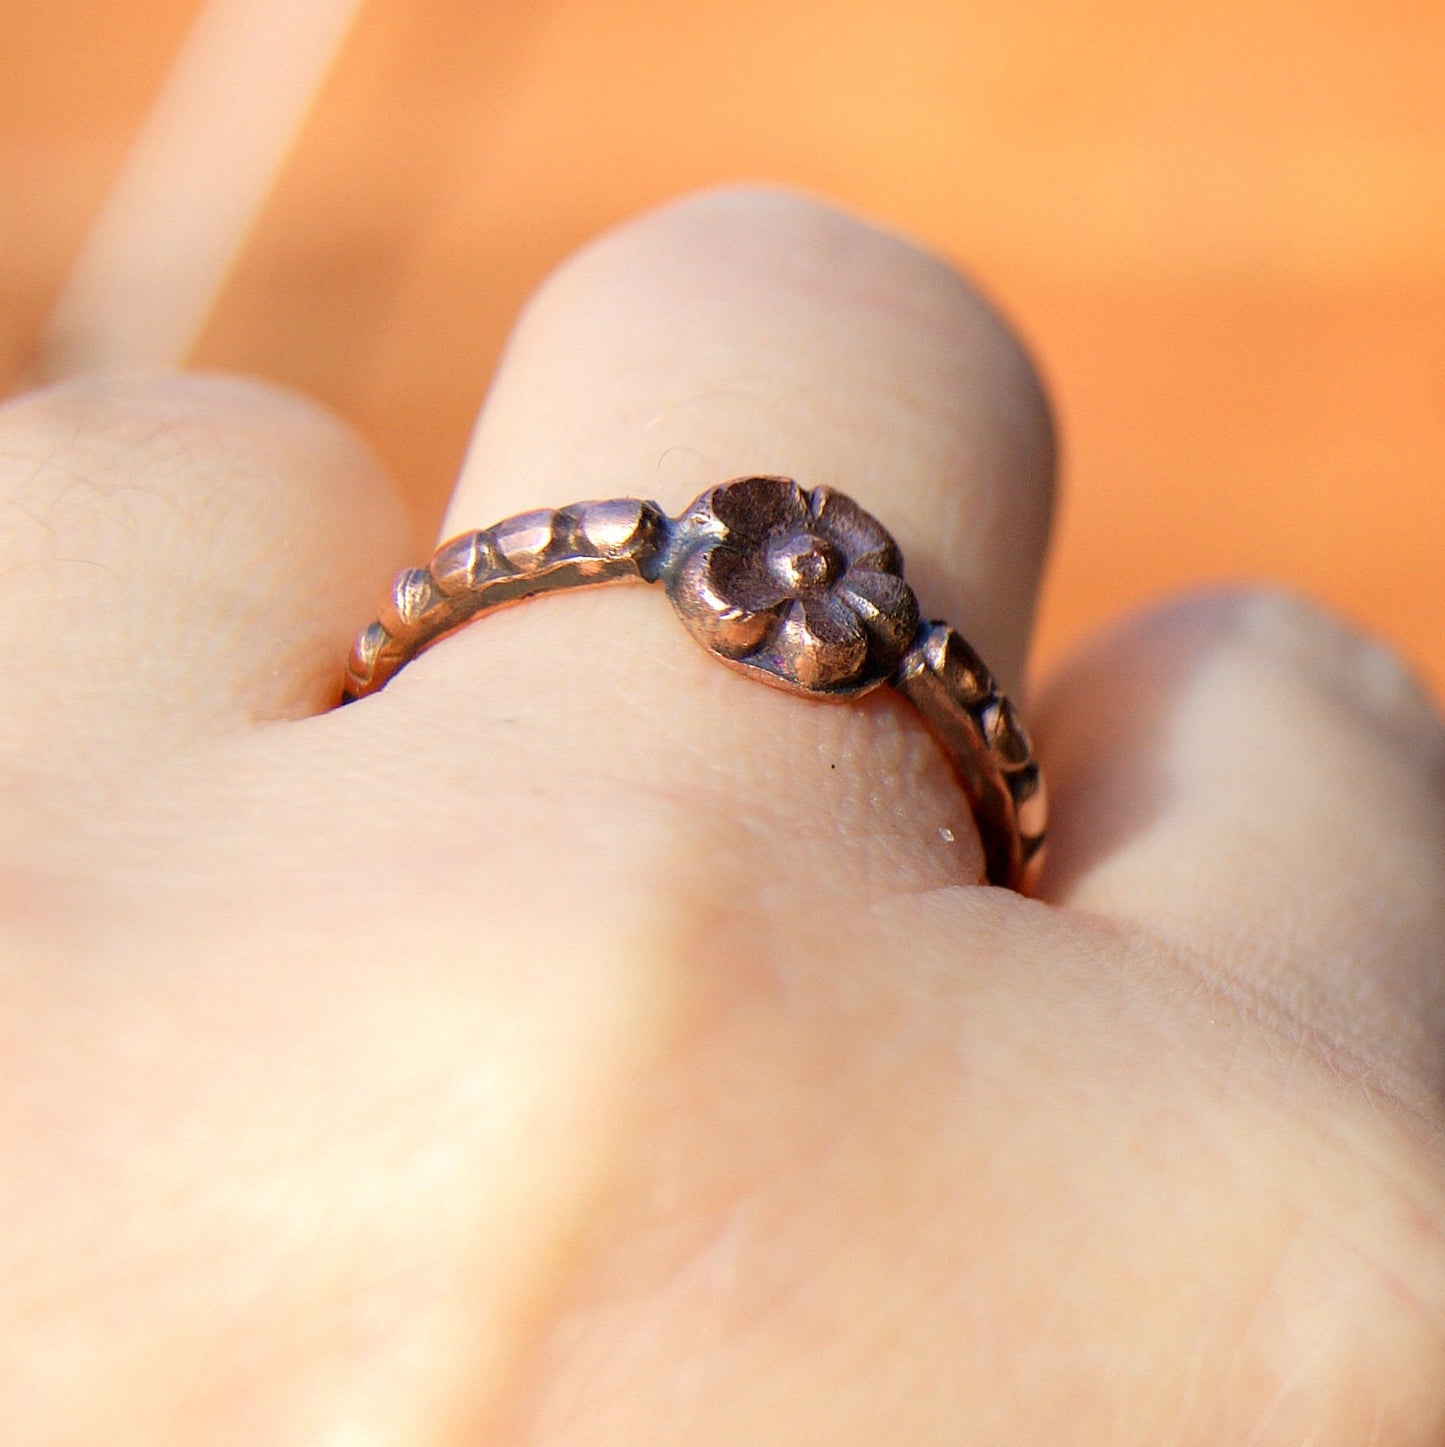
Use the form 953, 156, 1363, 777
1036, 588, 1445, 1101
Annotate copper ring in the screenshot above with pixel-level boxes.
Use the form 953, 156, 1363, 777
342, 476, 1046, 891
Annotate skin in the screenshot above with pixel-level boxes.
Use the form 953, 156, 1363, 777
1, 187, 1443, 1444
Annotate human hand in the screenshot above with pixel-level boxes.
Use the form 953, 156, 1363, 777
3, 188, 1443, 1444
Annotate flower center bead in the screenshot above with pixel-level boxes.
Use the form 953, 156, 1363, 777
768, 531, 844, 593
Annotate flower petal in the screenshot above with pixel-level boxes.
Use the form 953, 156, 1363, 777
709, 475, 810, 544
765, 594, 868, 691
809, 488, 902, 572
667, 543, 778, 659
726, 543, 792, 613
839, 568, 920, 661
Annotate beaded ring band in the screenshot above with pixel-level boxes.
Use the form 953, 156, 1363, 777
343, 476, 1046, 891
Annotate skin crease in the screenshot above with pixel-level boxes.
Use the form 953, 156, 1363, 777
1, 189, 1444, 1444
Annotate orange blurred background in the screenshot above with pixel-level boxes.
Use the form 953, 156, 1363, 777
2, 0, 1441, 697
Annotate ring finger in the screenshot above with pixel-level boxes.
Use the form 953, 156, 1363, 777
349, 187, 1057, 900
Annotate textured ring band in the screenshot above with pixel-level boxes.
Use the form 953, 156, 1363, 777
342, 475, 1046, 891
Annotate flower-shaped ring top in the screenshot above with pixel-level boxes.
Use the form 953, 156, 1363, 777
663, 476, 920, 696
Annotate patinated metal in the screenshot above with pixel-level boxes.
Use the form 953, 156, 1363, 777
343, 477, 1046, 890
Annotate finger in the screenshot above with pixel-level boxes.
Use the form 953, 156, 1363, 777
450, 188, 1054, 693
1037, 588, 1445, 1095
367, 188, 1055, 893
0, 373, 412, 777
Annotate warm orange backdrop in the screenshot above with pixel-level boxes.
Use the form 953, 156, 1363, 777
3, 0, 1441, 696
